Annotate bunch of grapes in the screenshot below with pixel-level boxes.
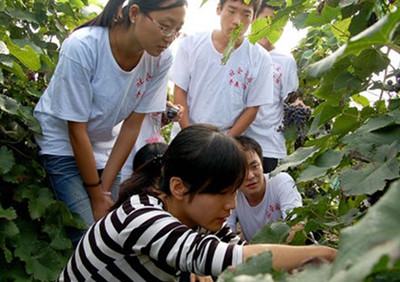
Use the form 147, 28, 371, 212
386, 70, 400, 93
278, 103, 311, 141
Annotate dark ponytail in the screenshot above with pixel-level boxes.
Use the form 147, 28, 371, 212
111, 142, 168, 210
75, 0, 187, 30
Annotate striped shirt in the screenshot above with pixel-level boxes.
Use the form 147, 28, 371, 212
58, 194, 246, 281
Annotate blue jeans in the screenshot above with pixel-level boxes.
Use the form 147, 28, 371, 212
41, 155, 120, 246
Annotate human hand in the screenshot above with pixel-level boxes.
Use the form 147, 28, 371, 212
90, 191, 114, 221
166, 101, 184, 122
171, 104, 184, 122
190, 273, 213, 282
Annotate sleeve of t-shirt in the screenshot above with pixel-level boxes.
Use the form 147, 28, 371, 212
245, 48, 274, 108
276, 173, 303, 219
170, 37, 190, 91
46, 36, 95, 122
134, 52, 172, 114
281, 57, 299, 100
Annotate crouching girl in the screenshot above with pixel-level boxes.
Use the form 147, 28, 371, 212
58, 124, 336, 281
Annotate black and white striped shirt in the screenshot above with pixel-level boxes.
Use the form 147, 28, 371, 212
59, 194, 246, 281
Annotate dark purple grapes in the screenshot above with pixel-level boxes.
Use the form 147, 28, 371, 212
385, 70, 400, 93
278, 103, 311, 140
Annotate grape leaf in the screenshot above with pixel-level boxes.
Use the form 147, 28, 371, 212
221, 23, 243, 65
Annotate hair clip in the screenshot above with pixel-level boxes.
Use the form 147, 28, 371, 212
121, 0, 130, 9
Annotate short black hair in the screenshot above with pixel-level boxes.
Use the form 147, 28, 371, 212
219, 0, 262, 17
233, 135, 263, 162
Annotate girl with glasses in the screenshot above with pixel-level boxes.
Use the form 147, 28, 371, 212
34, 0, 187, 246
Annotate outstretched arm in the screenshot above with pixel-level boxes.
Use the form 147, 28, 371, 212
243, 244, 337, 271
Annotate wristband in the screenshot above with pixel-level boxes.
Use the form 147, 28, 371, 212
82, 179, 102, 188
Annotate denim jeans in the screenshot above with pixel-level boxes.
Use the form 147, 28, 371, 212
41, 155, 120, 246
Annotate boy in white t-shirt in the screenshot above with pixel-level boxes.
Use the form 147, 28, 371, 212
244, 1, 300, 173
226, 135, 302, 241
170, 0, 273, 140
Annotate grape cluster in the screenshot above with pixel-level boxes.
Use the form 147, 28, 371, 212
278, 103, 311, 140
386, 70, 400, 93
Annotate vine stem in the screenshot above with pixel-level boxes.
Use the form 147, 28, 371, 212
380, 47, 392, 100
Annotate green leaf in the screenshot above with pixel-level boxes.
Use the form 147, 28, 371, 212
248, 12, 287, 45
0, 55, 27, 81
331, 107, 360, 135
0, 146, 15, 174
0, 220, 20, 263
331, 180, 400, 281
3, 37, 41, 71
4, 7, 38, 23
331, 18, 351, 41
308, 102, 342, 135
13, 221, 67, 281
0, 206, 17, 220
0, 220, 19, 239
19, 105, 42, 135
297, 149, 344, 183
42, 224, 73, 251
352, 94, 370, 107
304, 5, 341, 27
343, 115, 400, 155
248, 17, 268, 44
339, 142, 400, 195
273, 146, 320, 174
250, 222, 291, 244
333, 71, 363, 91
218, 251, 275, 281
306, 10, 400, 78
221, 23, 243, 65
353, 48, 390, 78
0, 261, 31, 282
57, 0, 85, 9
46, 202, 88, 230
20, 186, 57, 220
0, 94, 19, 116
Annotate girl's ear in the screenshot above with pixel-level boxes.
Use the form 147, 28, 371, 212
169, 177, 188, 201
129, 4, 139, 23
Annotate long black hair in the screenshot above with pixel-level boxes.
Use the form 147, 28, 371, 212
76, 0, 187, 30
160, 124, 247, 198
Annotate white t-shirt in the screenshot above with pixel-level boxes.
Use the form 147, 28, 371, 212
171, 31, 273, 136
244, 49, 299, 159
226, 172, 302, 241
120, 112, 166, 182
34, 26, 171, 168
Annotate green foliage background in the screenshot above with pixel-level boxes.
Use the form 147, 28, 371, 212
0, 0, 399, 281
